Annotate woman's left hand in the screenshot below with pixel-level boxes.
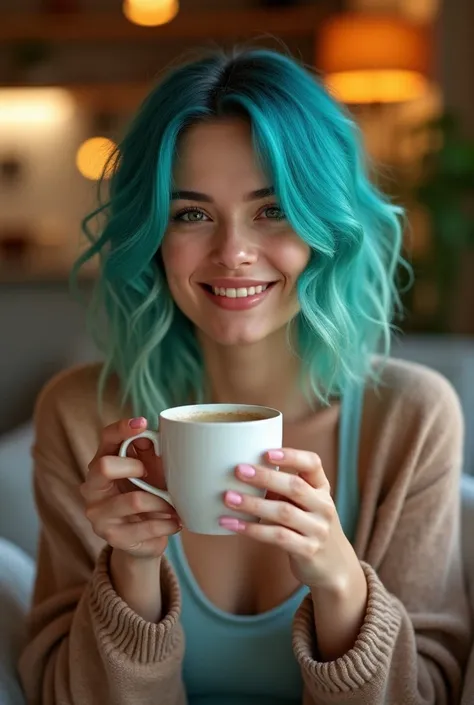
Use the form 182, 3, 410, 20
220, 449, 357, 590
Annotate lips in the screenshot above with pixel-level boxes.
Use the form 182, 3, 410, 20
199, 281, 277, 310
200, 279, 277, 300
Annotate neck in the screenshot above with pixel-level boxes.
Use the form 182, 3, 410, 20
198, 327, 314, 422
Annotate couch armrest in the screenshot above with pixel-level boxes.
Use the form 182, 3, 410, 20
461, 474, 474, 602
0, 538, 34, 705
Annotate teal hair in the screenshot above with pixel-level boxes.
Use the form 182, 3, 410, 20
72, 45, 409, 421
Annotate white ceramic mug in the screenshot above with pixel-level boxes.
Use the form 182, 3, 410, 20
119, 403, 282, 535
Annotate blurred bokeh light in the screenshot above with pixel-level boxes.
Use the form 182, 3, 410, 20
75, 136, 117, 181
122, 0, 180, 27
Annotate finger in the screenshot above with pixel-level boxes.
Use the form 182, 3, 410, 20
130, 436, 155, 459
94, 517, 181, 550
235, 463, 321, 511
87, 490, 177, 524
143, 509, 179, 521
93, 417, 148, 460
81, 455, 145, 500
217, 518, 315, 559
266, 449, 330, 491
129, 438, 165, 489
223, 491, 316, 535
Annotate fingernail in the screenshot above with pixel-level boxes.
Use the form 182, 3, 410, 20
237, 464, 256, 478
225, 491, 242, 506
129, 417, 146, 429
219, 517, 245, 531
268, 450, 284, 461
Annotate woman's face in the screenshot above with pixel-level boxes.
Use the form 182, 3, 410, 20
161, 118, 310, 347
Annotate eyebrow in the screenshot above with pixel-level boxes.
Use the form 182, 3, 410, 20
170, 186, 275, 202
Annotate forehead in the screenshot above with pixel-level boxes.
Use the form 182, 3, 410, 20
172, 118, 268, 191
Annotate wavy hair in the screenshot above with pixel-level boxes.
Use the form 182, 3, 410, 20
72, 45, 409, 422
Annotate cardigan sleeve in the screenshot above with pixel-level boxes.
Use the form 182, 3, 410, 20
293, 367, 473, 704
18, 373, 187, 705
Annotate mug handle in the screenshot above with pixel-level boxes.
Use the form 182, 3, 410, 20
118, 430, 176, 510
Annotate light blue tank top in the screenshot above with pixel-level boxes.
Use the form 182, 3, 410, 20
165, 384, 364, 705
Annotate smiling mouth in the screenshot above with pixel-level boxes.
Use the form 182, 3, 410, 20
201, 283, 276, 299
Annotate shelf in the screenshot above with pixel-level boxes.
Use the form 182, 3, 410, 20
0, 243, 98, 284
69, 81, 151, 109
0, 81, 153, 110
0, 6, 327, 42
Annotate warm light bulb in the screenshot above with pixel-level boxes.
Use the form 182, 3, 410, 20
76, 137, 117, 181
122, 0, 179, 27
0, 88, 74, 124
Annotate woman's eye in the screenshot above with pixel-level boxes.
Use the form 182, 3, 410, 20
172, 208, 209, 223
171, 205, 286, 224
261, 205, 286, 221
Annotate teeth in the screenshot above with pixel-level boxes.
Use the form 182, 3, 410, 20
211, 284, 268, 298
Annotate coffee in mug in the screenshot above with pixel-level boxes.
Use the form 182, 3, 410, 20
119, 403, 282, 535
178, 410, 267, 423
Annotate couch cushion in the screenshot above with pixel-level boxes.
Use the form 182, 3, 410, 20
0, 423, 38, 559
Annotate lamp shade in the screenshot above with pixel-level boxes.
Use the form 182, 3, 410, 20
317, 13, 432, 104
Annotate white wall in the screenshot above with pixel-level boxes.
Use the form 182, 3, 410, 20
0, 282, 99, 435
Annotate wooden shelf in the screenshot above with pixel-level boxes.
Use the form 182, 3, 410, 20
70, 81, 151, 109
0, 243, 98, 284
0, 81, 153, 110
0, 6, 327, 42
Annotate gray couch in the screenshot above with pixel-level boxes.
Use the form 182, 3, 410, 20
2, 334, 474, 703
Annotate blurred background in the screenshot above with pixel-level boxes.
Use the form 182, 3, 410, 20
4, 6, 474, 687
1, 0, 474, 454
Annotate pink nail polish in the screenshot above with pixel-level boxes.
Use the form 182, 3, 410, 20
237, 464, 256, 478
129, 417, 146, 429
219, 517, 245, 531
268, 450, 284, 461
226, 491, 242, 506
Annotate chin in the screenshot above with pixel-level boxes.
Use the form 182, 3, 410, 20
200, 323, 273, 348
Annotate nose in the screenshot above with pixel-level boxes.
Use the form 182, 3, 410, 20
210, 223, 258, 270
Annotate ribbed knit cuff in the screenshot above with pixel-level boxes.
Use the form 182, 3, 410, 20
293, 561, 402, 694
88, 545, 184, 664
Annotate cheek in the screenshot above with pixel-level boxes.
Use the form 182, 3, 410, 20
160, 240, 186, 307
161, 235, 198, 286
274, 238, 311, 283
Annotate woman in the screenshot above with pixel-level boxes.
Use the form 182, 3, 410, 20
19, 47, 472, 704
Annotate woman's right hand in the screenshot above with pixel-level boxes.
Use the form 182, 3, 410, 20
81, 417, 181, 560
